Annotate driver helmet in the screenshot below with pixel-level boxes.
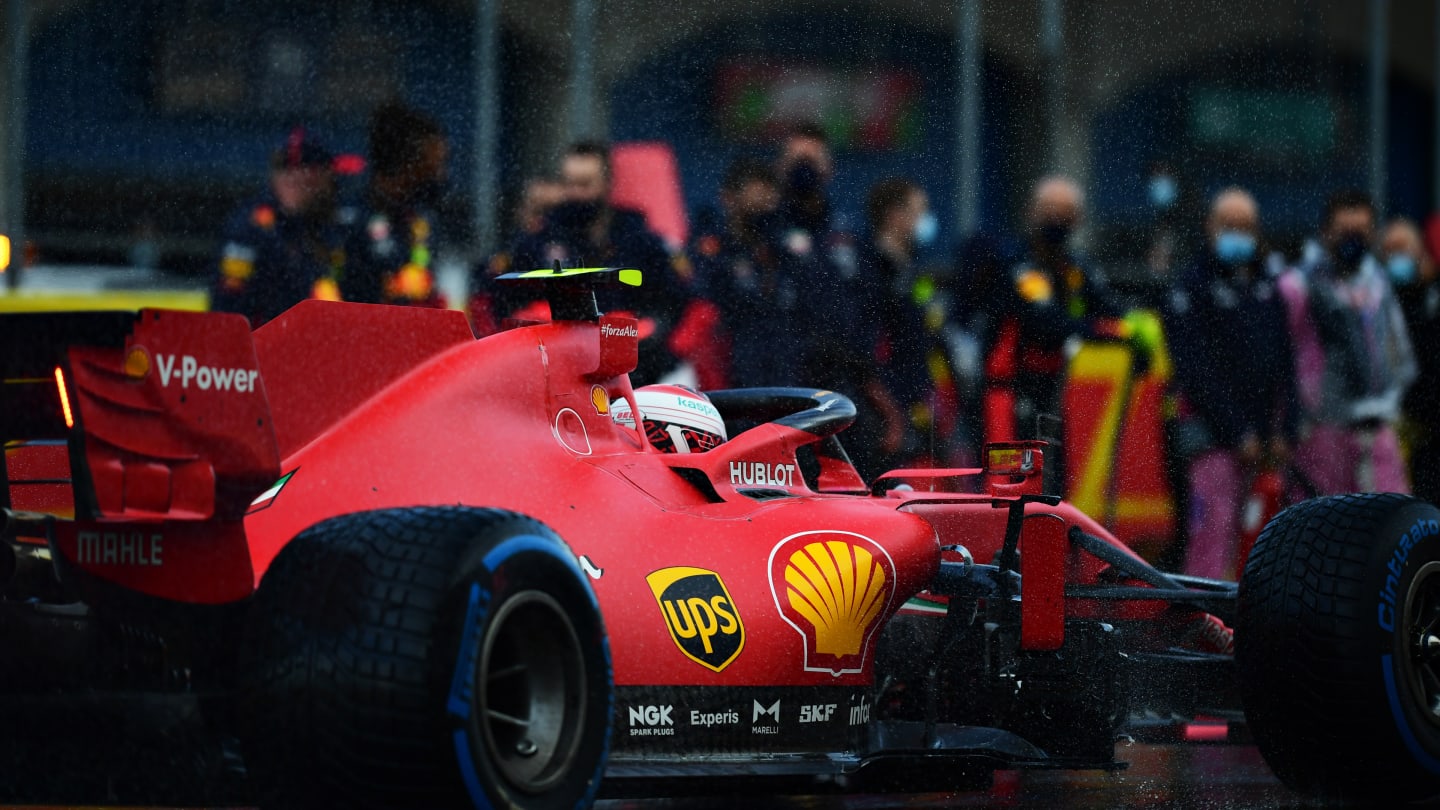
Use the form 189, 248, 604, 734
612, 384, 727, 453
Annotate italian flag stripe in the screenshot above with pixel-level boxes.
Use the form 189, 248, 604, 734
250, 470, 295, 507
901, 596, 949, 615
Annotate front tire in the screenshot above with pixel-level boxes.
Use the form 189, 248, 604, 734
238, 507, 611, 809
1237, 493, 1440, 804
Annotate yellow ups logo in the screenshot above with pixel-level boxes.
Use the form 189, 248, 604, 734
768, 531, 897, 676
646, 567, 745, 673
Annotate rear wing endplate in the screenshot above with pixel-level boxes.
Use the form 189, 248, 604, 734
2, 309, 280, 521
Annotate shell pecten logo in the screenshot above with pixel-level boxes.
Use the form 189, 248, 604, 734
769, 531, 897, 676
124, 346, 152, 379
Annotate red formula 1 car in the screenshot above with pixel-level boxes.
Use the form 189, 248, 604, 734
2, 267, 1439, 807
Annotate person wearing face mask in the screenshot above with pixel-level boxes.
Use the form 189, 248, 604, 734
1277, 190, 1417, 495
980, 175, 1120, 493
501, 140, 683, 383
212, 128, 348, 327
776, 123, 839, 246
1141, 162, 1189, 292
1164, 188, 1299, 579
772, 124, 865, 354
342, 102, 449, 308
1383, 217, 1440, 505
849, 178, 960, 472
682, 159, 797, 390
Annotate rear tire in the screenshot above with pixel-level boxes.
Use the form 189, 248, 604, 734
238, 507, 611, 809
1237, 493, 1440, 804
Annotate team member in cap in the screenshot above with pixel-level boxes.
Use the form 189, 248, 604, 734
212, 128, 346, 326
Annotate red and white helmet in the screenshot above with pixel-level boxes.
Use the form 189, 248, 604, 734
613, 384, 727, 453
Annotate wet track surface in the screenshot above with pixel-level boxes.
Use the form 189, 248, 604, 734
0, 695, 1309, 809
595, 741, 1309, 810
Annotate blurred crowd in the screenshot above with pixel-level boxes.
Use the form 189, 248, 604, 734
210, 107, 1440, 579
212, 102, 450, 323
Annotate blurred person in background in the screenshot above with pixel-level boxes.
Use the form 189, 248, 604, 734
952, 230, 1010, 457
469, 176, 568, 336
854, 177, 964, 469
503, 140, 686, 384
342, 101, 449, 308
1137, 161, 1191, 304
980, 175, 1121, 493
1279, 190, 1416, 495
774, 123, 862, 347
769, 127, 913, 479
776, 122, 838, 246
1383, 217, 1440, 504
775, 121, 860, 264
683, 158, 795, 390
212, 128, 343, 326
1165, 188, 1298, 580
516, 177, 567, 237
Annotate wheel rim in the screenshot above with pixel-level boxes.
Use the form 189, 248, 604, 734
476, 589, 587, 794
1401, 561, 1440, 728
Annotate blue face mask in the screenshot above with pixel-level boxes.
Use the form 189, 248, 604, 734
913, 211, 938, 247
1214, 230, 1256, 265
1149, 175, 1178, 209
1387, 254, 1418, 285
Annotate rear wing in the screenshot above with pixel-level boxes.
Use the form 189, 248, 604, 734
2, 309, 280, 522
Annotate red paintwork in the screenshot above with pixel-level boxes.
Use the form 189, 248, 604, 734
67, 309, 278, 522
16, 310, 280, 599
252, 301, 474, 459
1019, 513, 1067, 650
5, 442, 73, 523
51, 520, 254, 604
20, 301, 1188, 692
241, 304, 938, 688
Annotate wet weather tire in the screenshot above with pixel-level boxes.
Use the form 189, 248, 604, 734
238, 507, 611, 809
1237, 493, 1440, 804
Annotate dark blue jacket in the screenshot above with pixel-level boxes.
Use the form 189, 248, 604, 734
999, 248, 1121, 363
340, 192, 442, 306
211, 194, 345, 326
851, 238, 932, 410
505, 203, 681, 322
690, 219, 806, 388
1165, 253, 1299, 448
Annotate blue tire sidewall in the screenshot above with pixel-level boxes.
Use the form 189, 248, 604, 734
443, 530, 611, 810
1370, 502, 1440, 779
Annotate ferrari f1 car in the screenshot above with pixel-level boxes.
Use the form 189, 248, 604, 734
2, 266, 1439, 807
